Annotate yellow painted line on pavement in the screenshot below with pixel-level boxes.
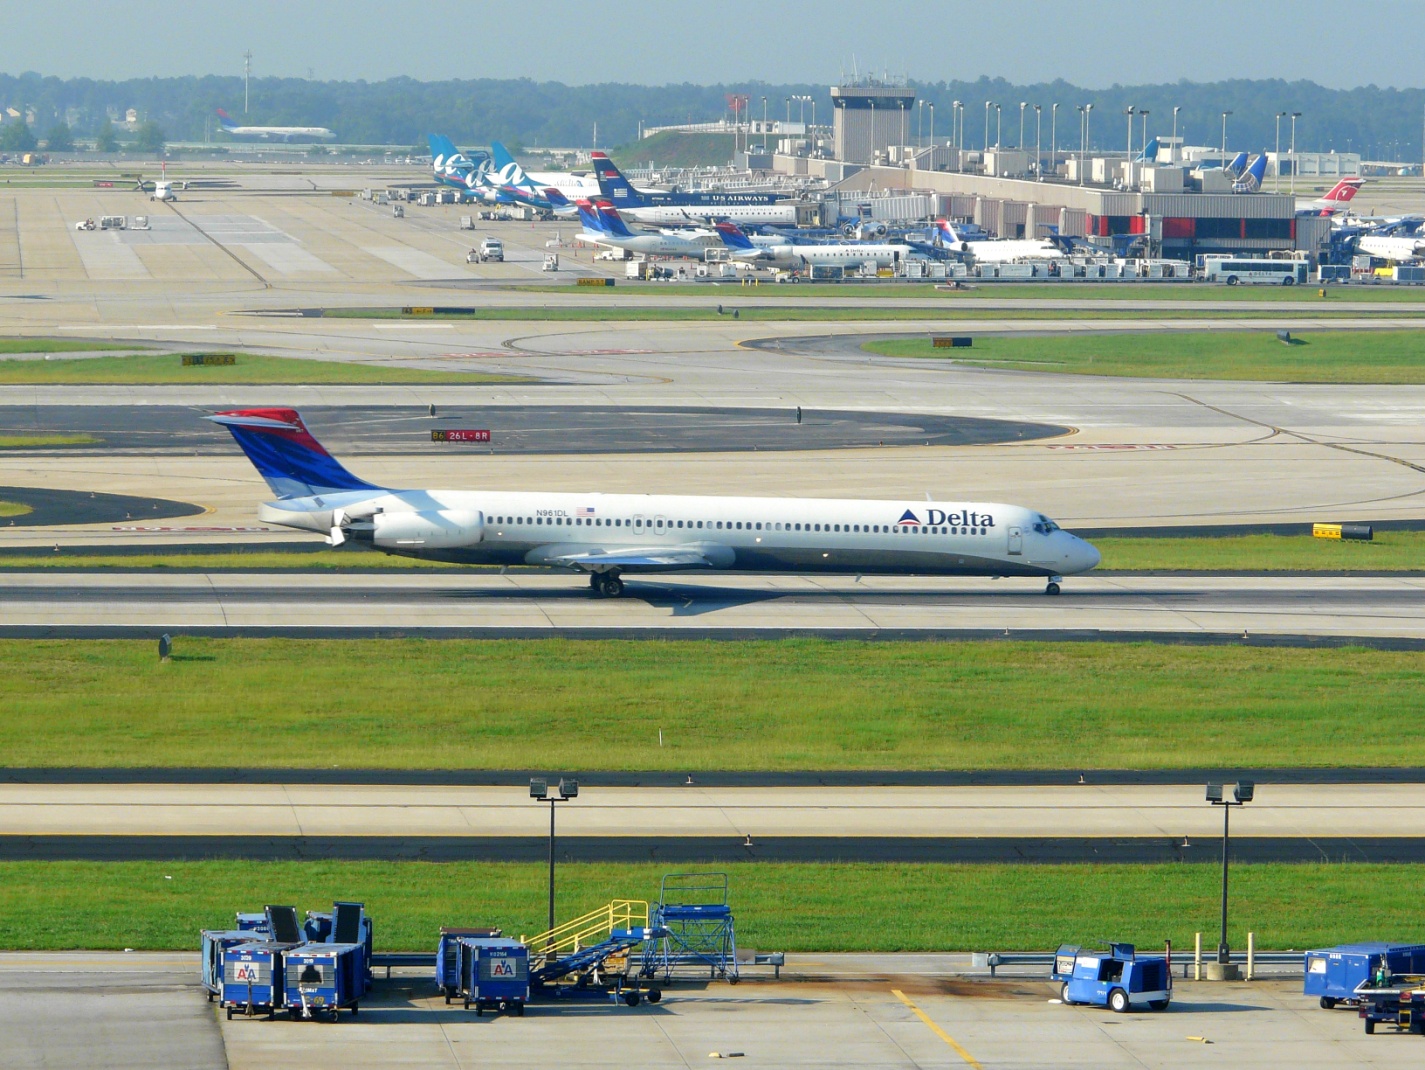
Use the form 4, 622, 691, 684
891, 988, 982, 1069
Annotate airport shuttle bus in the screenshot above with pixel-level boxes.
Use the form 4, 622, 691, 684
209, 409, 1100, 597
1202, 258, 1308, 286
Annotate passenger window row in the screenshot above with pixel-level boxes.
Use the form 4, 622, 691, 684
489, 515, 987, 537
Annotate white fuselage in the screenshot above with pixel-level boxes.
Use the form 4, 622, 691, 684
579, 228, 721, 258
260, 488, 1100, 579
223, 125, 336, 140
1357, 234, 1425, 261
621, 203, 799, 227
955, 238, 1064, 262
736, 241, 914, 270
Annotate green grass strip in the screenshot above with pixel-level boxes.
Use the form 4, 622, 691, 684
0, 352, 529, 385
0, 860, 1414, 952
0, 339, 147, 354
1094, 530, 1425, 571
0, 433, 99, 449
3, 638, 1425, 770
0, 501, 33, 518
867, 329, 1425, 382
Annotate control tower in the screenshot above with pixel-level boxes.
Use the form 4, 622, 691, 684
831, 81, 917, 164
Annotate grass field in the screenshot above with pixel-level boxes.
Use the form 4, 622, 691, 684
318, 304, 1425, 323
4, 532, 1418, 573
1095, 530, 1425, 570
4, 638, 1425, 770
0, 352, 528, 385
0, 501, 33, 518
0, 860, 1417, 952
0, 339, 146, 354
866, 329, 1425, 382
0, 433, 100, 449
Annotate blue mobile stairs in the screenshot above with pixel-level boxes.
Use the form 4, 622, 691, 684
643, 873, 740, 984
518, 899, 667, 1006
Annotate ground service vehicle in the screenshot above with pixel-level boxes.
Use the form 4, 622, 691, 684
1203, 258, 1308, 286
1305, 944, 1425, 1008
1356, 974, 1425, 1034
1054, 944, 1172, 1012
480, 238, 504, 262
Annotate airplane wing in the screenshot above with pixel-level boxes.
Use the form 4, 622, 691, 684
543, 545, 723, 573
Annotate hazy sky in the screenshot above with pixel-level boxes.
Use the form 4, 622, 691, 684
6, 0, 1424, 89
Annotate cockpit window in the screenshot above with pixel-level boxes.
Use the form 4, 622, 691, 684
1033, 514, 1061, 535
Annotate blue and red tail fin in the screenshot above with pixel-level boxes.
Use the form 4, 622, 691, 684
216, 108, 239, 132
543, 187, 575, 213
589, 151, 644, 206
714, 221, 755, 250
594, 202, 635, 238
207, 409, 379, 499
575, 199, 606, 233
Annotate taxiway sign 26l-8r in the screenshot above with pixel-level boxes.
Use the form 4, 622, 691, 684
209, 409, 1100, 597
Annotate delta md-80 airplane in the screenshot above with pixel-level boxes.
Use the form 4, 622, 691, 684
209, 409, 1101, 597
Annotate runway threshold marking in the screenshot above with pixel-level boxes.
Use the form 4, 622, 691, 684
891, 988, 983, 1069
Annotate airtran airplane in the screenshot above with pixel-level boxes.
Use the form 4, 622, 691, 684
209, 409, 1101, 597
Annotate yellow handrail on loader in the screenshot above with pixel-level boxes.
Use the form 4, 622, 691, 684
522, 899, 649, 959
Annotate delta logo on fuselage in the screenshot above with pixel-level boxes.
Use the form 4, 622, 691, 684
897, 508, 995, 527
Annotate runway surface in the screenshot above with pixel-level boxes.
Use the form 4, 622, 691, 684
0, 781, 1410, 838
4, 782, 1425, 862
2, 571, 1423, 641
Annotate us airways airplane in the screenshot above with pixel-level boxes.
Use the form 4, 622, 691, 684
208, 409, 1100, 597
576, 200, 722, 258
216, 109, 335, 142
716, 222, 916, 270
933, 220, 1067, 262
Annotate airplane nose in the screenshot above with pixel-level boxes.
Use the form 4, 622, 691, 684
1073, 537, 1102, 572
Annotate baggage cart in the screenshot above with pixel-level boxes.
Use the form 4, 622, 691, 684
202, 929, 258, 999
1305, 943, 1425, 1008
222, 941, 293, 1019
457, 937, 529, 1016
438, 927, 502, 1001
283, 943, 368, 1021
1356, 974, 1425, 1034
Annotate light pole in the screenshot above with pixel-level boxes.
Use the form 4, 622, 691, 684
917, 100, 924, 149
761, 96, 767, 142
984, 100, 992, 154
1077, 105, 1086, 184
1018, 101, 1026, 149
530, 776, 579, 935
1206, 781, 1254, 967
899, 99, 906, 159
785, 97, 790, 126
1289, 111, 1301, 196
1140, 109, 1150, 162
1084, 103, 1093, 182
1124, 105, 1136, 181
1274, 111, 1286, 190
1051, 102, 1058, 178
1034, 104, 1042, 178
1171, 105, 1180, 163
995, 103, 1002, 150
1221, 110, 1233, 172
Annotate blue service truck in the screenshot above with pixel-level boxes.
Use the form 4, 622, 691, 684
1305, 943, 1425, 1008
1355, 974, 1425, 1034
1053, 944, 1172, 1013
458, 937, 530, 1016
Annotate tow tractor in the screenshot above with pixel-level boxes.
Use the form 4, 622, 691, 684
1053, 943, 1172, 1012
1356, 973, 1425, 1035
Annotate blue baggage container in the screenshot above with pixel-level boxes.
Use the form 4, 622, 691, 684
201, 929, 258, 998
437, 927, 503, 1002
1053, 944, 1172, 1013
234, 912, 268, 933
305, 902, 373, 968
1304, 943, 1425, 1008
457, 937, 529, 1016
283, 943, 367, 1020
222, 941, 295, 1019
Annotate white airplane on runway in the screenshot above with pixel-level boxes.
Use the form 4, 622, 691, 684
207, 409, 1101, 597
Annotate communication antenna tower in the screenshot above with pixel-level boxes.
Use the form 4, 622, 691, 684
243, 50, 253, 113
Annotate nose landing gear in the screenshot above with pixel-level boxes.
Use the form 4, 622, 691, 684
1045, 576, 1062, 596
590, 571, 625, 598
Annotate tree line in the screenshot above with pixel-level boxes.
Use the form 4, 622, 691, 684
0, 70, 1420, 160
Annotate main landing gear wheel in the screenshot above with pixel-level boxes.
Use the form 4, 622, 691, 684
1045, 578, 1062, 596
590, 572, 625, 598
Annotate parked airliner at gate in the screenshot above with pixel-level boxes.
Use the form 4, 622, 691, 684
209, 409, 1100, 597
